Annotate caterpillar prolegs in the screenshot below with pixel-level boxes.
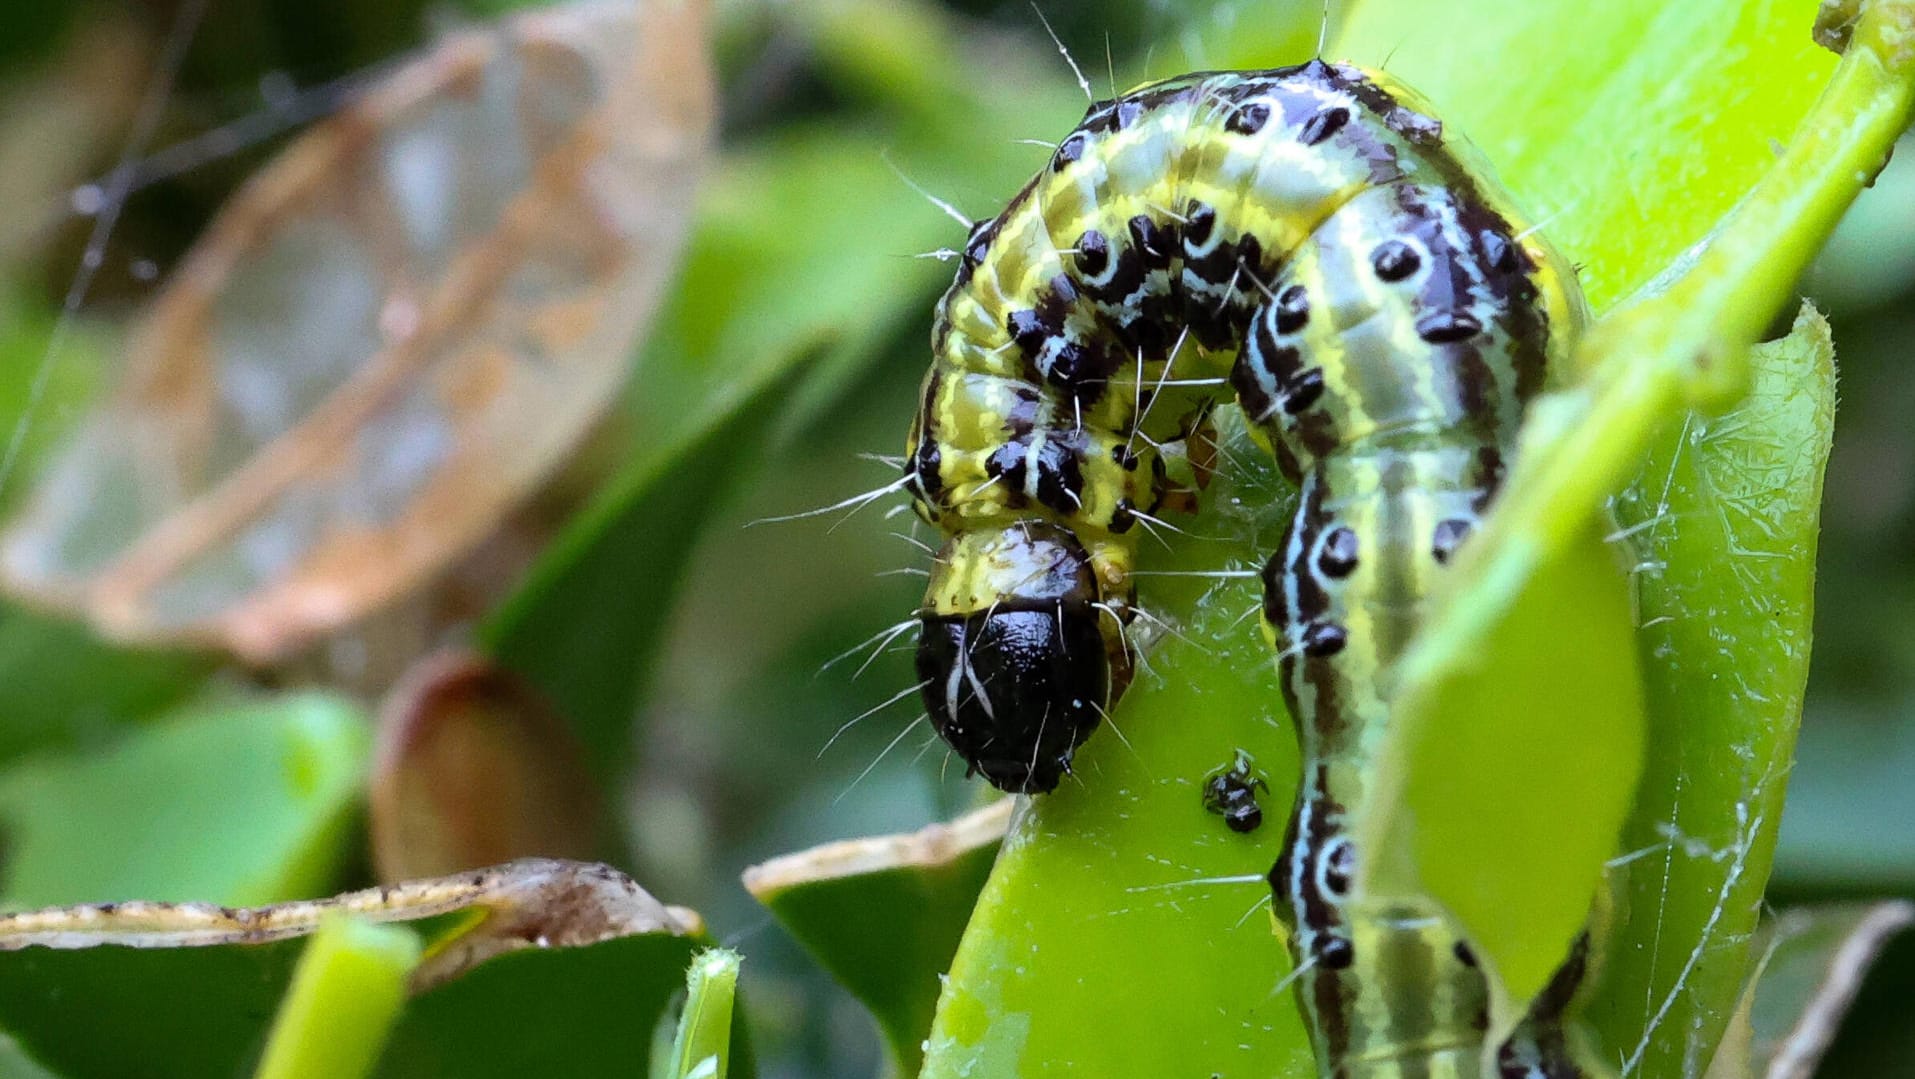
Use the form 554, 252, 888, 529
902, 60, 1608, 1076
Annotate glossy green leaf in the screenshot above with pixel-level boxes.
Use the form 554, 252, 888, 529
0, 859, 734, 1079
1350, 0, 1909, 1041
1340, 1, 1840, 314
255, 916, 421, 1079
0, 691, 369, 907
1358, 520, 1643, 1022
745, 800, 1011, 1074
1588, 307, 1839, 1075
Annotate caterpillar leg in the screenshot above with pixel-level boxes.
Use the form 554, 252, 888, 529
914, 520, 1133, 793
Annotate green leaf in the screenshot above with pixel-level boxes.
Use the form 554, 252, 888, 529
1337, 0, 1839, 313
0, 691, 369, 907
383, 934, 747, 1079
1588, 306, 1839, 1074
255, 916, 421, 1079
0, 859, 728, 1079
745, 800, 1011, 1074
667, 948, 742, 1079
0, 934, 315, 1079
0, 603, 208, 764
1357, 520, 1644, 1023
1346, 0, 1909, 1039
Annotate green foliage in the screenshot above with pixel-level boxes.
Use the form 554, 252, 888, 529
0, 935, 319, 1078
255, 916, 422, 1079
1592, 308, 1838, 1075
0, 692, 369, 907
1364, 521, 1644, 1027
0, 0, 1909, 1076
0, 933, 732, 1079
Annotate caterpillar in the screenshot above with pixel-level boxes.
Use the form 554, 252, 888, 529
902, 59, 1608, 1077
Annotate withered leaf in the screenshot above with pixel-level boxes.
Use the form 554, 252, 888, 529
0, 0, 714, 662
1705, 901, 1915, 1079
741, 798, 1014, 898
0, 857, 703, 993
0, 18, 149, 271
369, 648, 599, 883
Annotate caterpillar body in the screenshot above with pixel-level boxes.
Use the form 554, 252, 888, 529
903, 59, 1607, 1077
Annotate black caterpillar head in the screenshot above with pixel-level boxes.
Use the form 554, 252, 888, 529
915, 522, 1128, 793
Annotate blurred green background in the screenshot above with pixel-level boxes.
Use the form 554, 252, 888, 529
0, 0, 1910, 1075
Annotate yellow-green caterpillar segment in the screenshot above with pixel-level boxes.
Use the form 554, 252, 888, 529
902, 58, 1610, 1077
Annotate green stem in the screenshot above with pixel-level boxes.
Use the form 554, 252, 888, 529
253, 915, 421, 1079
668, 948, 741, 1079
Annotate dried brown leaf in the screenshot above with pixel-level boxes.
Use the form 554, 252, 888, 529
0, 18, 150, 270
0, 857, 702, 992
369, 648, 598, 882
0, 0, 714, 662
741, 798, 1013, 897
1704, 900, 1915, 1079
